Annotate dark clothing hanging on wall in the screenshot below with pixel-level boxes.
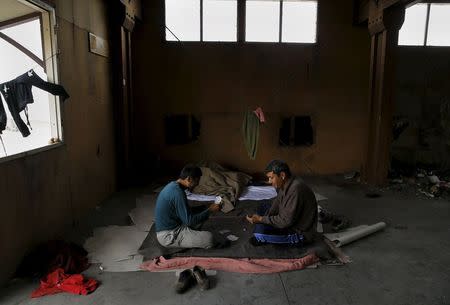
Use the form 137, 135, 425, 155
0, 92, 7, 135
0, 69, 69, 137
242, 110, 260, 160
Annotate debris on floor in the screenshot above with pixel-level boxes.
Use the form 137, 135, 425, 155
226, 234, 239, 241
387, 161, 450, 199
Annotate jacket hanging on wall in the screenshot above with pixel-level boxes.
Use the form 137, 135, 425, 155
0, 69, 69, 137
242, 109, 263, 160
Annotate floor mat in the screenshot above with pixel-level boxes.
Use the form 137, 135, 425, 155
139, 216, 330, 261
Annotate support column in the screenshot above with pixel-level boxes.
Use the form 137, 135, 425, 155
237, 0, 246, 42
111, 0, 141, 187
362, 1, 405, 185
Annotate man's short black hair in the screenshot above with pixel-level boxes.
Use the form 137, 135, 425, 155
264, 160, 292, 177
179, 164, 202, 179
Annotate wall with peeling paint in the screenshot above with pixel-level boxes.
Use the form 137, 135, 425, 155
132, 0, 370, 177
0, 0, 116, 285
393, 47, 450, 169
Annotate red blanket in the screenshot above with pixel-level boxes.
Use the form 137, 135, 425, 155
141, 254, 319, 274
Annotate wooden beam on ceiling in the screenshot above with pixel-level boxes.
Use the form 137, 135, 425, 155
382, 0, 422, 10
355, 0, 422, 24
0, 32, 44, 69
0, 12, 40, 31
119, 0, 142, 19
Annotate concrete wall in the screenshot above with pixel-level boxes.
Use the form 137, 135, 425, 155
0, 0, 116, 284
393, 47, 450, 168
132, 0, 370, 176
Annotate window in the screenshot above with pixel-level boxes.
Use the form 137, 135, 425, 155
399, 3, 450, 46
246, 0, 317, 43
246, 1, 280, 42
165, 0, 200, 41
164, 0, 317, 43
279, 116, 313, 146
427, 4, 450, 46
165, 0, 237, 42
282, 1, 317, 43
0, 0, 61, 159
398, 4, 428, 45
203, 0, 238, 42
164, 114, 200, 145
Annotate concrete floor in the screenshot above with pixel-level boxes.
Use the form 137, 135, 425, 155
1, 177, 449, 305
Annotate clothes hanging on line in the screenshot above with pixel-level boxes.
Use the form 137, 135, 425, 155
0, 135, 6, 156
242, 109, 261, 160
0, 69, 69, 137
253, 107, 266, 123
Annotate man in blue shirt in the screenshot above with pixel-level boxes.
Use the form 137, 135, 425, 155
155, 164, 221, 249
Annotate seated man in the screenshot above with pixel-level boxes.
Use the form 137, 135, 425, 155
246, 160, 318, 245
155, 164, 221, 249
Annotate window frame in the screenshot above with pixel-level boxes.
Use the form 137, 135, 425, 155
0, 0, 64, 163
164, 0, 239, 43
279, 0, 318, 44
164, 0, 319, 45
399, 1, 450, 47
245, 0, 318, 44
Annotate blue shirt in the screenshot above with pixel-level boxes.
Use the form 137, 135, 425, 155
154, 181, 210, 232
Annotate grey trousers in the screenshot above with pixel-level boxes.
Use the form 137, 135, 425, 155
156, 225, 214, 249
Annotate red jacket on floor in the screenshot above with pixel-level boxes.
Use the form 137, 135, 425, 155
31, 268, 98, 298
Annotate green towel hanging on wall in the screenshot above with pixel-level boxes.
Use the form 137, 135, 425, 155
242, 110, 260, 160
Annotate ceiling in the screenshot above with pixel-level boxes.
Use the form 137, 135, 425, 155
0, 0, 37, 23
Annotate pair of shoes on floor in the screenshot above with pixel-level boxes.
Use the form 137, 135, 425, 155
175, 266, 210, 293
332, 217, 351, 232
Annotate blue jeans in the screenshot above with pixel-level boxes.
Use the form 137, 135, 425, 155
253, 202, 304, 245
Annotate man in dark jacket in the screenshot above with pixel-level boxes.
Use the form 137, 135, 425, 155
246, 160, 318, 245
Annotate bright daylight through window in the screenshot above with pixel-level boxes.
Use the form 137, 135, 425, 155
246, 0, 317, 43
165, 0, 237, 42
0, 1, 62, 159
165, 0, 317, 43
399, 3, 450, 46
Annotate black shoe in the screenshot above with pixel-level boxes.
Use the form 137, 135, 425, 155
175, 269, 196, 294
318, 210, 334, 224
332, 217, 351, 232
192, 266, 210, 291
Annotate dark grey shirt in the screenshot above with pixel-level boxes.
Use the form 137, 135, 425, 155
261, 178, 318, 242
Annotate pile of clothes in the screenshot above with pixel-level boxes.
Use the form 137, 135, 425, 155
16, 240, 98, 299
